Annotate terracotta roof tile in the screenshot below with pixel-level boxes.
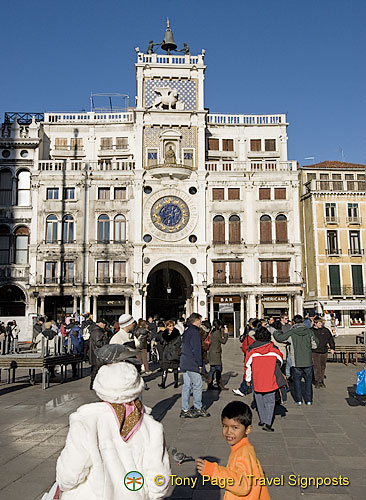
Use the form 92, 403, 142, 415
302, 160, 366, 169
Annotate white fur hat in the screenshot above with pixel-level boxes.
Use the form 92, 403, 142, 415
93, 362, 145, 403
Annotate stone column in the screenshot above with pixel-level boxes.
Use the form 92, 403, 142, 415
84, 295, 91, 313
247, 293, 256, 319
240, 294, 245, 334
132, 291, 142, 319
73, 296, 77, 313
40, 297, 45, 316
288, 295, 293, 320
257, 295, 262, 318
295, 294, 303, 316
93, 295, 97, 321
142, 292, 147, 320
124, 295, 130, 314
209, 295, 214, 323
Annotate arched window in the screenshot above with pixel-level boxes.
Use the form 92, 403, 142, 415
213, 215, 225, 244
62, 215, 74, 243
0, 225, 11, 264
46, 215, 58, 243
229, 215, 241, 244
14, 226, 29, 264
0, 170, 12, 206
114, 215, 126, 243
97, 214, 110, 242
275, 214, 288, 243
17, 170, 31, 206
260, 215, 272, 244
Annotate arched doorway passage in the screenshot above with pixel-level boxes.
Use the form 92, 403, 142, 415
146, 261, 192, 320
0, 285, 26, 316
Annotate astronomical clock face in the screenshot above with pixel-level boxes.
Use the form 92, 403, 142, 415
151, 196, 190, 233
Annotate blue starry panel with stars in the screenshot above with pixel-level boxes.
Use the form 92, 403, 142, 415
144, 79, 197, 111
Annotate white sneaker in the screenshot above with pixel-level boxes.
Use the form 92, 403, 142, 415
232, 389, 245, 397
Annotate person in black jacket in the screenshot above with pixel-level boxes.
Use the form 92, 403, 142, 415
88, 319, 109, 389
312, 317, 335, 388
158, 320, 181, 389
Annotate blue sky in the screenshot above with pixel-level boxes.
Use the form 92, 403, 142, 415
1, 0, 365, 165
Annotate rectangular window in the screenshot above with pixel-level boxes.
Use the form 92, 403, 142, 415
250, 139, 261, 152
274, 188, 286, 200
222, 139, 234, 151
347, 203, 359, 218
307, 173, 316, 182
265, 139, 276, 151
15, 235, 28, 265
45, 262, 57, 284
116, 137, 128, 149
208, 138, 219, 150
350, 310, 365, 326
97, 261, 110, 283
70, 138, 83, 150
332, 174, 343, 191
327, 231, 339, 254
63, 187, 75, 200
61, 262, 74, 283
229, 261, 241, 283
114, 187, 127, 200
213, 261, 226, 284
100, 137, 113, 150
325, 203, 337, 218
46, 188, 59, 200
261, 261, 273, 283
55, 138, 68, 150
228, 188, 240, 200
277, 261, 290, 283
328, 265, 341, 295
357, 174, 366, 190
319, 173, 329, 190
259, 188, 271, 200
212, 188, 224, 200
98, 188, 110, 200
113, 261, 126, 283
349, 231, 361, 254
352, 265, 364, 295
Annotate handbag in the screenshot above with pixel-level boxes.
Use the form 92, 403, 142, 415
356, 369, 366, 396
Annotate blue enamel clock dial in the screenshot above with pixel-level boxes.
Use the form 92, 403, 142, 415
151, 196, 190, 233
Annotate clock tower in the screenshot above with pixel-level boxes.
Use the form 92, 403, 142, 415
131, 21, 208, 319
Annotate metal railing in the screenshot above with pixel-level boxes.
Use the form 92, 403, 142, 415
328, 286, 366, 297
326, 248, 342, 256
347, 217, 362, 224
324, 216, 339, 224
348, 248, 364, 256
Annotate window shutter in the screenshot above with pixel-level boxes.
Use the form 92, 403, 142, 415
208, 138, 219, 150
329, 265, 341, 295
116, 137, 128, 149
260, 220, 272, 243
213, 261, 225, 283
277, 261, 289, 283
259, 188, 271, 200
274, 188, 286, 200
265, 139, 276, 151
222, 139, 234, 151
250, 139, 261, 151
228, 188, 240, 200
352, 265, 364, 294
213, 218, 225, 243
229, 262, 241, 283
229, 218, 241, 243
101, 137, 112, 149
212, 188, 224, 200
261, 261, 273, 283
276, 220, 288, 243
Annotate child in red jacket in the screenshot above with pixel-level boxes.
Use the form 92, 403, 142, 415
196, 401, 270, 499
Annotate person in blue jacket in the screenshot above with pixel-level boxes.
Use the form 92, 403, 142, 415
65, 319, 84, 377
180, 313, 210, 418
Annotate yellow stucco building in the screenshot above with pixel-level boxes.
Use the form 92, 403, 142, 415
300, 161, 366, 335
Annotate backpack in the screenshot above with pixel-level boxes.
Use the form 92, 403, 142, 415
203, 331, 211, 351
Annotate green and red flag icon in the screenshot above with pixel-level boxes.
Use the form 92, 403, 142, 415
124, 471, 144, 491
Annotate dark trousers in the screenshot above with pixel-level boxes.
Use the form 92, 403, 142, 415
239, 376, 250, 394
293, 366, 313, 403
312, 353, 328, 383
90, 364, 99, 389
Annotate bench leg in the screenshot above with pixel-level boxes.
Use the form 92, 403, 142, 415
42, 368, 46, 390
345, 352, 349, 365
12, 367, 15, 383
355, 353, 358, 366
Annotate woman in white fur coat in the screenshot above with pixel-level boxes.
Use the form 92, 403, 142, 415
46, 354, 170, 499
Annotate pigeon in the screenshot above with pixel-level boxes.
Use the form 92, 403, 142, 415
170, 447, 195, 465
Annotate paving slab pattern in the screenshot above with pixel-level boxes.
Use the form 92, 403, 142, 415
0, 340, 365, 500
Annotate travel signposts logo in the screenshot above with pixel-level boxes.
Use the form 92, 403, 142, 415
124, 471, 144, 491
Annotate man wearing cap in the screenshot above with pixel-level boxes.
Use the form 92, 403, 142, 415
88, 318, 110, 390
304, 309, 316, 329
110, 314, 138, 348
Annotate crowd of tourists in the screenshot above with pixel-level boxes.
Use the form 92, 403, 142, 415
35, 309, 336, 499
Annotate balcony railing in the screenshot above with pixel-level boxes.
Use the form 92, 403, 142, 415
45, 111, 134, 124
305, 180, 366, 193
113, 277, 127, 283
44, 277, 58, 284
261, 276, 274, 284
348, 248, 364, 256
213, 278, 226, 284
38, 160, 135, 172
347, 217, 362, 225
324, 216, 339, 224
326, 248, 342, 256
328, 285, 366, 297
0, 266, 29, 281
96, 277, 111, 284
206, 160, 297, 172
261, 276, 291, 284
229, 277, 242, 284
207, 113, 286, 126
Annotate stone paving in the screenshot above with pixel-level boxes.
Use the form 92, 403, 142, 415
0, 340, 365, 500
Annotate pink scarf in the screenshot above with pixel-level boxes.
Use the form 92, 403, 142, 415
105, 399, 144, 442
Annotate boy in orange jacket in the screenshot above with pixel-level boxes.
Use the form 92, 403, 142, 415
196, 401, 270, 499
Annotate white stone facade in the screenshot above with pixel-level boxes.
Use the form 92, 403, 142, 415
0, 47, 303, 340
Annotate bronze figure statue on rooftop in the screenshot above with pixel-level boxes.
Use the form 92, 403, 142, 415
147, 40, 161, 54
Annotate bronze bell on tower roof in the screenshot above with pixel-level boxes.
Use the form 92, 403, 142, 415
161, 18, 177, 54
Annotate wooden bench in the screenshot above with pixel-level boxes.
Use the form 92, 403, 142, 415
333, 345, 366, 366
0, 353, 83, 389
